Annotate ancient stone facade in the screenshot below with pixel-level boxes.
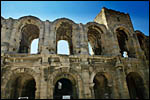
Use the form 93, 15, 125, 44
1, 7, 149, 99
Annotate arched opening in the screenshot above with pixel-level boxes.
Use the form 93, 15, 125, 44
53, 78, 77, 99
30, 38, 39, 54
88, 42, 94, 55
116, 28, 129, 57
57, 40, 70, 55
56, 21, 73, 55
126, 72, 147, 99
7, 74, 36, 99
88, 25, 103, 55
93, 73, 111, 99
136, 32, 149, 60
18, 24, 39, 53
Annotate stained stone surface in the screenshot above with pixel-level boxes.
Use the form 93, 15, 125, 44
1, 7, 149, 99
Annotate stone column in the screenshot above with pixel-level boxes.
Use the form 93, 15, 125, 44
114, 60, 130, 99
79, 24, 89, 55
89, 83, 95, 99
72, 25, 81, 55
132, 33, 145, 59
49, 84, 54, 99
106, 30, 121, 56
40, 66, 49, 99
41, 21, 50, 54
38, 22, 45, 54
81, 66, 92, 99
35, 76, 41, 99
8, 19, 18, 53
49, 25, 56, 54
77, 77, 84, 99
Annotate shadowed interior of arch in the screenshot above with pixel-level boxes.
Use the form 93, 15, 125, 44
126, 72, 147, 99
53, 78, 77, 99
88, 25, 102, 55
7, 74, 36, 99
18, 24, 39, 53
93, 73, 111, 99
116, 28, 129, 57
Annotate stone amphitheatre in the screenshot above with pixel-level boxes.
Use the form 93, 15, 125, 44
1, 7, 149, 99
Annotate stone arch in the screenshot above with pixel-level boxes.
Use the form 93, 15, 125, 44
53, 18, 77, 27
52, 18, 77, 55
48, 67, 84, 99
113, 24, 131, 37
126, 72, 148, 99
135, 30, 149, 60
86, 22, 107, 34
114, 25, 135, 57
13, 16, 44, 53
90, 71, 112, 84
90, 71, 112, 99
1, 68, 40, 99
86, 22, 107, 55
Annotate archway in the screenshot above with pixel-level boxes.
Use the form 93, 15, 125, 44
53, 78, 77, 99
136, 31, 149, 60
56, 21, 73, 55
116, 28, 129, 57
126, 72, 147, 99
18, 24, 39, 53
87, 25, 103, 55
7, 74, 36, 99
93, 73, 110, 99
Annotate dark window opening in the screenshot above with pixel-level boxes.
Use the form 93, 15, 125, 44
93, 73, 111, 99
117, 17, 120, 22
126, 72, 147, 99
53, 78, 77, 99
116, 29, 130, 57
10, 75, 36, 99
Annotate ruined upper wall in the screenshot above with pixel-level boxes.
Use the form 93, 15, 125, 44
135, 30, 149, 60
1, 7, 148, 60
94, 7, 134, 33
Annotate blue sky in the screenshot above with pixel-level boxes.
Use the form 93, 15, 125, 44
1, 1, 149, 54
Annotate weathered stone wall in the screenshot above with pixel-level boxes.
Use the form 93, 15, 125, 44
1, 7, 149, 99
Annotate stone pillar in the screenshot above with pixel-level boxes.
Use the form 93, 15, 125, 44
81, 67, 92, 99
77, 77, 84, 99
114, 57, 130, 99
40, 66, 49, 99
49, 84, 54, 99
49, 25, 56, 54
106, 30, 121, 56
8, 19, 18, 53
38, 23, 45, 54
35, 77, 41, 99
41, 21, 50, 54
89, 83, 95, 99
79, 24, 89, 55
72, 25, 81, 55
132, 33, 145, 59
